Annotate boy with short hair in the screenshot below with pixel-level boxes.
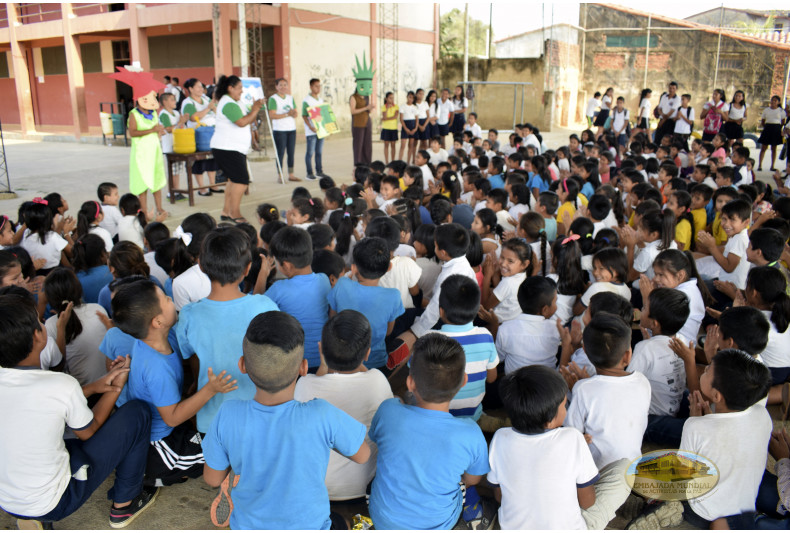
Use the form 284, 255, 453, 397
731, 146, 751, 184
97, 182, 122, 239
328, 237, 404, 370
369, 333, 490, 529
696, 199, 752, 290
260, 226, 331, 371
464, 112, 482, 139
428, 136, 449, 166
490, 365, 631, 530
293, 310, 393, 501
0, 295, 157, 529
748, 228, 790, 293
496, 276, 560, 373
378, 175, 402, 212
175, 227, 279, 434
714, 166, 735, 189
113, 279, 236, 487
437, 274, 498, 420
673, 93, 694, 142
311, 249, 347, 288
487, 128, 499, 152
565, 313, 651, 469
486, 188, 513, 232
366, 216, 421, 312
536, 191, 559, 242
202, 311, 370, 530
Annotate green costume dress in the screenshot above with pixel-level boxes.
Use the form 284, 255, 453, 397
128, 108, 166, 195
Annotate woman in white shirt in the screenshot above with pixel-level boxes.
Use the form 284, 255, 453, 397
635, 88, 652, 138
414, 88, 430, 150
700, 89, 729, 142
593, 87, 613, 138
450, 85, 468, 137
399, 90, 418, 164
181, 78, 220, 195
268, 78, 300, 182
722, 90, 747, 146
211, 75, 264, 223
425, 90, 440, 140
758, 96, 787, 171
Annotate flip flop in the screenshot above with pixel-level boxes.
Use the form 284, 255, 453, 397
220, 215, 234, 222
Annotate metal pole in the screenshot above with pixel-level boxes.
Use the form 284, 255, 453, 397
238, 3, 248, 78
488, 3, 493, 59
521, 85, 525, 124
713, 4, 724, 89
783, 54, 790, 109
643, 14, 651, 89
463, 4, 469, 85
513, 85, 517, 131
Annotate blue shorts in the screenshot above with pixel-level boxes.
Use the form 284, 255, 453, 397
617, 133, 628, 147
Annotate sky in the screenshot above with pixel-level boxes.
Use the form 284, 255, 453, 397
439, 1, 790, 41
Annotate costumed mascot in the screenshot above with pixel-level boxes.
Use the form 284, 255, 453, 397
349, 52, 376, 166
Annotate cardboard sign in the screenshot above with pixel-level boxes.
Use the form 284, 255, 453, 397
307, 103, 339, 139
240, 77, 264, 112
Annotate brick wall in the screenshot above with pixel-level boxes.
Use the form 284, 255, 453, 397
771, 52, 789, 98
593, 53, 625, 70
548, 41, 580, 68
634, 52, 671, 71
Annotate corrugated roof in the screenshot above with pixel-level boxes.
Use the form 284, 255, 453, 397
494, 23, 577, 44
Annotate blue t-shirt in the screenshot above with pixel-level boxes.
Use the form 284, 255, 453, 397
581, 181, 595, 200
202, 399, 366, 530
327, 277, 404, 369
419, 205, 432, 225
127, 339, 184, 441
164, 277, 174, 298
487, 173, 505, 190
543, 216, 558, 242
265, 273, 331, 368
528, 174, 551, 194
97, 275, 163, 317
175, 294, 279, 433
452, 204, 475, 230
76, 265, 114, 305
368, 399, 490, 530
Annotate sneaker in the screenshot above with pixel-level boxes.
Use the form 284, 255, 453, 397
109, 486, 159, 529
453, 494, 497, 530
16, 519, 53, 530
210, 470, 239, 528
386, 338, 410, 369
305, 174, 318, 181
174, 193, 187, 201
626, 500, 683, 530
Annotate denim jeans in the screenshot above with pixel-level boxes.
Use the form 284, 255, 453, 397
304, 135, 324, 175
273, 129, 296, 172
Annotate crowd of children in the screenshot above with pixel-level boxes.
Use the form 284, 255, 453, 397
3, 96, 790, 531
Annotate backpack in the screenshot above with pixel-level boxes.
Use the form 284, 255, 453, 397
703, 102, 724, 135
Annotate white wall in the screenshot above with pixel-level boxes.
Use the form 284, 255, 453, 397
496, 25, 578, 59
396, 3, 435, 32
296, 3, 370, 21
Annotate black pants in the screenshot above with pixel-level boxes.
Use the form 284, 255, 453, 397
352, 122, 372, 166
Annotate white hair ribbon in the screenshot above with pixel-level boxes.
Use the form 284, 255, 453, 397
174, 225, 193, 246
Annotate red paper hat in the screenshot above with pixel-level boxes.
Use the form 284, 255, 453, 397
108, 66, 166, 101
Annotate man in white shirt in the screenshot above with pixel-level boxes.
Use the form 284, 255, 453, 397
655, 81, 681, 144
436, 88, 455, 148
586, 91, 602, 128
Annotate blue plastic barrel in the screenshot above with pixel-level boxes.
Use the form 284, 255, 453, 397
195, 126, 214, 152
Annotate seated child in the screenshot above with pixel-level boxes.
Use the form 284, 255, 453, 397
743, 267, 790, 388
580, 248, 631, 309
0, 294, 157, 529
486, 188, 513, 232
696, 199, 752, 291
650, 249, 709, 346
536, 191, 560, 242
113, 279, 236, 487
293, 310, 393, 501
175, 227, 279, 434
366, 217, 421, 312
369, 333, 490, 529
480, 238, 533, 324
747, 228, 790, 290
72, 234, 114, 305
97, 182, 123, 239
327, 237, 404, 370
436, 275, 498, 420
262, 226, 331, 371
202, 311, 369, 530
496, 276, 560, 373
311, 249, 347, 288
565, 313, 651, 469
490, 365, 631, 530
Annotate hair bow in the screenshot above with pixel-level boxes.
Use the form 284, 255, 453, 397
343, 212, 351, 218
561, 234, 580, 245
174, 225, 193, 246
32, 197, 48, 205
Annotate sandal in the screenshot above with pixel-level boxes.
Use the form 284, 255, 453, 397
198, 190, 213, 197
209, 188, 225, 194
220, 215, 234, 222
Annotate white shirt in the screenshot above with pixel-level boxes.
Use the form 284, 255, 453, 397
428, 148, 449, 166
45, 304, 108, 387
658, 93, 682, 117
394, 243, 417, 260
399, 103, 417, 121
601, 94, 612, 110
414, 100, 429, 120
581, 281, 631, 307
677, 279, 705, 346
173, 263, 211, 311
508, 204, 529, 225
379, 256, 422, 310
21, 230, 67, 269
488, 427, 598, 530
89, 225, 113, 253
117, 215, 144, 249
719, 228, 749, 290
761, 107, 785, 125
294, 370, 393, 500
547, 273, 577, 324
611, 108, 630, 132
211, 95, 251, 154
452, 97, 468, 112
639, 98, 652, 120
681, 402, 773, 521
40, 335, 63, 370
565, 372, 651, 469
268, 93, 297, 131
436, 99, 454, 126
496, 313, 561, 373
523, 133, 541, 153
586, 97, 601, 118
633, 239, 677, 279
628, 335, 687, 416
728, 103, 746, 121
420, 165, 434, 193
411, 256, 476, 338
571, 347, 597, 378
145, 250, 170, 287
158, 108, 180, 153
302, 94, 323, 137
465, 123, 482, 139
98, 204, 122, 238
760, 310, 790, 368
492, 272, 527, 323
181, 95, 215, 128
0, 369, 94, 517
674, 106, 695, 135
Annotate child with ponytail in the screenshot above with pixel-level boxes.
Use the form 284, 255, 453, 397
623, 208, 676, 283
518, 212, 549, 277
288, 197, 325, 229
154, 237, 193, 298
472, 208, 503, 258
666, 190, 696, 251
72, 234, 113, 304
569, 217, 595, 278
745, 266, 790, 385
480, 238, 534, 324
21, 199, 75, 275
118, 193, 149, 249
76, 200, 113, 252
97, 241, 156, 316
548, 237, 586, 324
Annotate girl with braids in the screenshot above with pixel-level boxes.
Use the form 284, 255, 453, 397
43, 267, 109, 386
73, 234, 113, 304
76, 201, 113, 252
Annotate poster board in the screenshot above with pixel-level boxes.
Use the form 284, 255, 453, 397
307, 103, 339, 139
240, 77, 264, 112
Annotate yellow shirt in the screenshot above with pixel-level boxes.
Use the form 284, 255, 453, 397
399, 177, 406, 191
675, 219, 692, 251
691, 208, 707, 244
628, 211, 636, 227
382, 104, 399, 130
712, 212, 728, 246
556, 201, 576, 225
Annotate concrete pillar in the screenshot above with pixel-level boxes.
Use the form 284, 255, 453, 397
273, 4, 291, 81
433, 4, 440, 87
211, 2, 233, 81
7, 2, 37, 134
128, 3, 150, 70
61, 3, 88, 137
369, 4, 377, 106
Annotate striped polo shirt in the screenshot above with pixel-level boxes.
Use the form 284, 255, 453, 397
438, 323, 499, 421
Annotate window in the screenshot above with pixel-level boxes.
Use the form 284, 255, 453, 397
80, 43, 102, 73
0, 52, 9, 78
605, 35, 658, 48
149, 33, 213, 69
717, 53, 745, 70
41, 46, 67, 75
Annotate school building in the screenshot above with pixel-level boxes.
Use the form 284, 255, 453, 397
0, 3, 439, 138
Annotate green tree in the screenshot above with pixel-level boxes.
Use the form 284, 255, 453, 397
440, 8, 493, 58
732, 12, 776, 35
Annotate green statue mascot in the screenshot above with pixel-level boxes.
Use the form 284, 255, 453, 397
350, 52, 376, 166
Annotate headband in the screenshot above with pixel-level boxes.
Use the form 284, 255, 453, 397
561, 234, 580, 245
94, 201, 101, 219
33, 197, 48, 205
309, 199, 314, 206
562, 179, 568, 193
173, 225, 193, 246
0, 215, 6, 232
